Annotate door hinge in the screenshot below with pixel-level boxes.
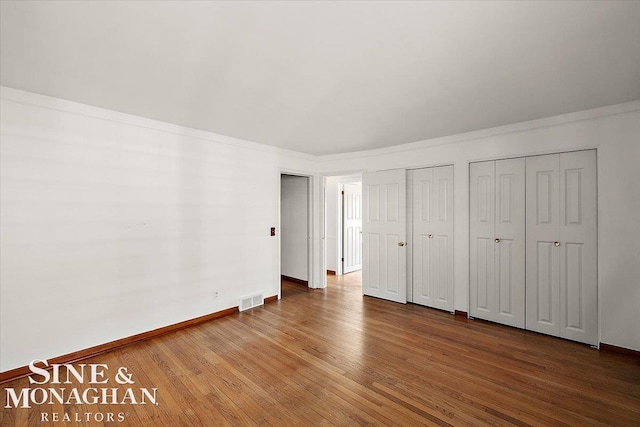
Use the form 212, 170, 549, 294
341, 190, 344, 195
341, 257, 344, 262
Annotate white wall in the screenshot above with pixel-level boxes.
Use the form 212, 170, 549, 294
2, 86, 638, 375
317, 102, 640, 352
281, 175, 309, 281
0, 87, 316, 372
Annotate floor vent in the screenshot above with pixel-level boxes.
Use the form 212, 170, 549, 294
239, 292, 264, 312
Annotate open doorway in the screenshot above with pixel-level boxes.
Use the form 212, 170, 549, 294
280, 174, 311, 297
342, 182, 362, 274
325, 174, 363, 291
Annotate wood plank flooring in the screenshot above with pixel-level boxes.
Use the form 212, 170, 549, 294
2, 271, 639, 426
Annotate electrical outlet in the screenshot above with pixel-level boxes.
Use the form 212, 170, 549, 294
213, 291, 219, 299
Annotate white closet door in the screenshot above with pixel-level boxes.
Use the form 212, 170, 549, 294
470, 161, 497, 322
526, 151, 597, 344
411, 166, 454, 311
494, 158, 526, 327
362, 170, 407, 304
526, 154, 561, 336
470, 159, 525, 327
559, 151, 598, 345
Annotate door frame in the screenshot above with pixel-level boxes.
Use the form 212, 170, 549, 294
320, 171, 364, 287
322, 166, 456, 297
341, 181, 363, 274
279, 171, 314, 299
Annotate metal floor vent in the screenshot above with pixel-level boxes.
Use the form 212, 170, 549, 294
239, 292, 264, 311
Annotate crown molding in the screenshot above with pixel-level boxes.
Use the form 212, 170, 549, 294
318, 100, 640, 162
0, 86, 316, 162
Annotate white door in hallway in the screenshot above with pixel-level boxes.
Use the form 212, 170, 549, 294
410, 166, 454, 311
526, 150, 597, 345
362, 170, 407, 303
343, 182, 362, 274
469, 158, 525, 328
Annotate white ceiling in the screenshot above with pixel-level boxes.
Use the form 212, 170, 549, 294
2, 1, 639, 156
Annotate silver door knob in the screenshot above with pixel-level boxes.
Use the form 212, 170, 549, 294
428, 234, 433, 239
554, 241, 560, 247
495, 238, 500, 243
398, 241, 406, 247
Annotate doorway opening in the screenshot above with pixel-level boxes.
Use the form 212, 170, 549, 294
280, 174, 311, 298
324, 174, 363, 292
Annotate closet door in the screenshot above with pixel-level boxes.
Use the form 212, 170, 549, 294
494, 158, 526, 327
526, 151, 597, 345
470, 161, 497, 322
470, 159, 525, 327
362, 169, 407, 304
559, 151, 597, 345
526, 154, 561, 336
411, 166, 454, 311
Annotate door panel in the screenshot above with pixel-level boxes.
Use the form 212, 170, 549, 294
368, 185, 380, 221
432, 166, 454, 311
475, 237, 493, 313
565, 242, 584, 329
363, 170, 407, 303
410, 166, 454, 311
497, 238, 514, 315
411, 168, 435, 307
494, 158, 525, 327
470, 162, 496, 321
343, 183, 362, 273
437, 178, 449, 222
417, 234, 432, 300
434, 235, 449, 302
411, 169, 431, 305
526, 154, 561, 336
367, 233, 380, 289
535, 240, 557, 326
559, 150, 597, 345
386, 233, 400, 294
421, 180, 431, 222
386, 183, 400, 222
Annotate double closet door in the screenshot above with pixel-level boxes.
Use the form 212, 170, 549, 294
470, 150, 597, 345
362, 166, 454, 312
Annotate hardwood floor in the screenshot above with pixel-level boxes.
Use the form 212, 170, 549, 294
2, 272, 639, 426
